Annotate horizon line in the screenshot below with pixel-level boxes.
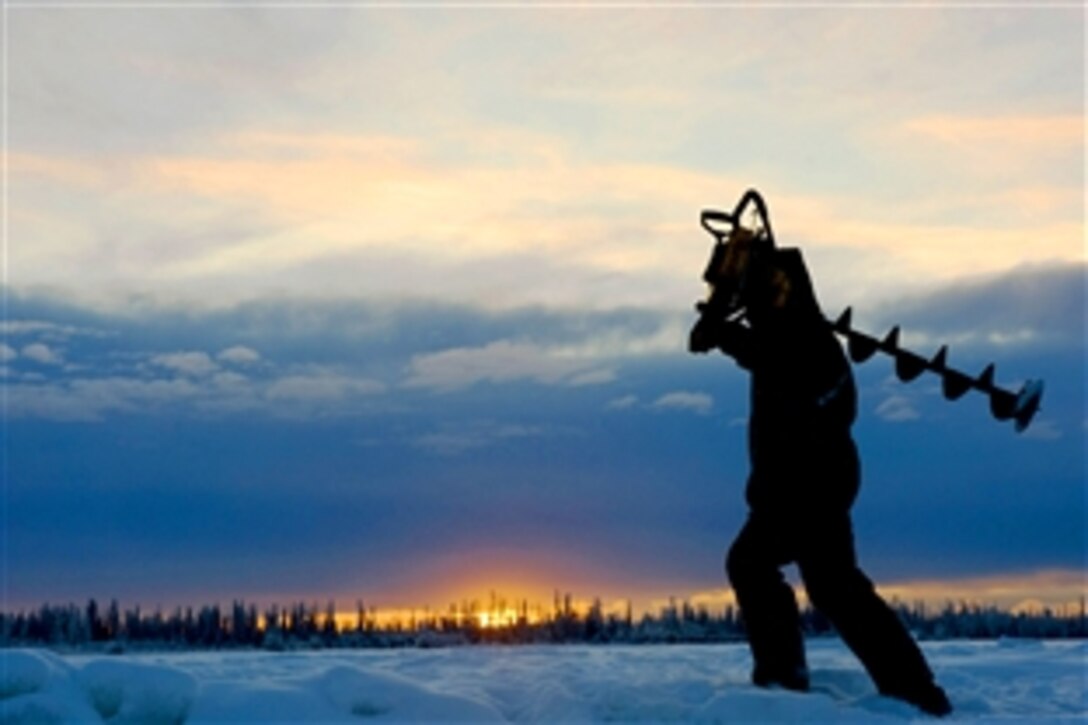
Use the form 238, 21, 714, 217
6, 567, 1086, 625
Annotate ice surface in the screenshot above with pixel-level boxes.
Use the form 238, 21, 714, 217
76, 659, 197, 722
1, 639, 1084, 722
0, 650, 100, 723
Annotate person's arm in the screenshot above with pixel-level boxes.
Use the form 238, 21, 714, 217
689, 314, 755, 370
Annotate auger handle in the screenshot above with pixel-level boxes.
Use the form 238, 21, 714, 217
699, 210, 736, 241
700, 188, 776, 246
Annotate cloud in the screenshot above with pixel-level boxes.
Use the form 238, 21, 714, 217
211, 371, 248, 388
606, 395, 639, 411
414, 423, 542, 456
0, 294, 693, 421
150, 351, 218, 376
0, 344, 16, 362
900, 114, 1082, 157
867, 263, 1085, 352
7, 8, 1081, 324
1021, 418, 1063, 442
6, 377, 201, 422
265, 372, 385, 402
4, 365, 388, 422
14, 112, 1080, 316
651, 391, 713, 415
875, 395, 921, 423
567, 368, 616, 387
400, 318, 686, 393
4, 365, 386, 421
17, 124, 1079, 317
9, 147, 718, 313
101, 137, 746, 310
21, 343, 62, 365
0, 319, 107, 339
403, 340, 602, 392
217, 345, 261, 364
610, 391, 721, 415
550, 320, 689, 360
876, 568, 1087, 613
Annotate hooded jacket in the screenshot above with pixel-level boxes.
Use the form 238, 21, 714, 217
717, 248, 859, 512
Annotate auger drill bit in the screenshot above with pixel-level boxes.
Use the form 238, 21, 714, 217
831, 307, 1044, 432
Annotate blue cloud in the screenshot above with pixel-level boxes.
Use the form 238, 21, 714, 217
3, 265, 1083, 608
870, 262, 1085, 351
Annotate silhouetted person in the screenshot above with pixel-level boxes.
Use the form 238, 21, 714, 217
690, 225, 952, 717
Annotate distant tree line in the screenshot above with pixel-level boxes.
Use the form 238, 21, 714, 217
2, 595, 1084, 651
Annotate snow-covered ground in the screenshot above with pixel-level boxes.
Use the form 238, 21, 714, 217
2, 639, 1085, 722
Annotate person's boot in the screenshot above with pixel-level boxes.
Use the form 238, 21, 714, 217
749, 623, 810, 692
881, 682, 952, 717
752, 663, 810, 692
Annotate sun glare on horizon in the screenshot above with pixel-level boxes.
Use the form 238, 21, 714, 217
302, 566, 1088, 634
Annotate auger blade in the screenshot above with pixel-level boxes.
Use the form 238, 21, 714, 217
880, 326, 901, 352
977, 364, 996, 392
930, 346, 949, 372
833, 307, 853, 334
942, 370, 974, 401
894, 350, 928, 382
847, 330, 880, 363
989, 389, 1017, 420
1013, 380, 1044, 433
824, 320, 1042, 432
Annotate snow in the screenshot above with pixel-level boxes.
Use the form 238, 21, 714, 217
2, 639, 1085, 722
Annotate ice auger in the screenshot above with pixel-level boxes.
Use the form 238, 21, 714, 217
690, 189, 1044, 432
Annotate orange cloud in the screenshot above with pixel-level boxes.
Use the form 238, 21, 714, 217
138, 130, 1084, 281
8, 152, 112, 188
876, 569, 1087, 613
8, 125, 1081, 312
903, 114, 1083, 149
675, 568, 1087, 618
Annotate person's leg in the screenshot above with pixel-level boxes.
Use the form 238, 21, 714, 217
798, 513, 951, 716
726, 514, 808, 690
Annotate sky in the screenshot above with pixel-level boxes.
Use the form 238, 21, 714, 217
2, 2, 1084, 616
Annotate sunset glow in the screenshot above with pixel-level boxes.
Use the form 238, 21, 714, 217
272, 567, 1088, 633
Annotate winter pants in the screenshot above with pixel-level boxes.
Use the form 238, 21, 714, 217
726, 509, 937, 697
